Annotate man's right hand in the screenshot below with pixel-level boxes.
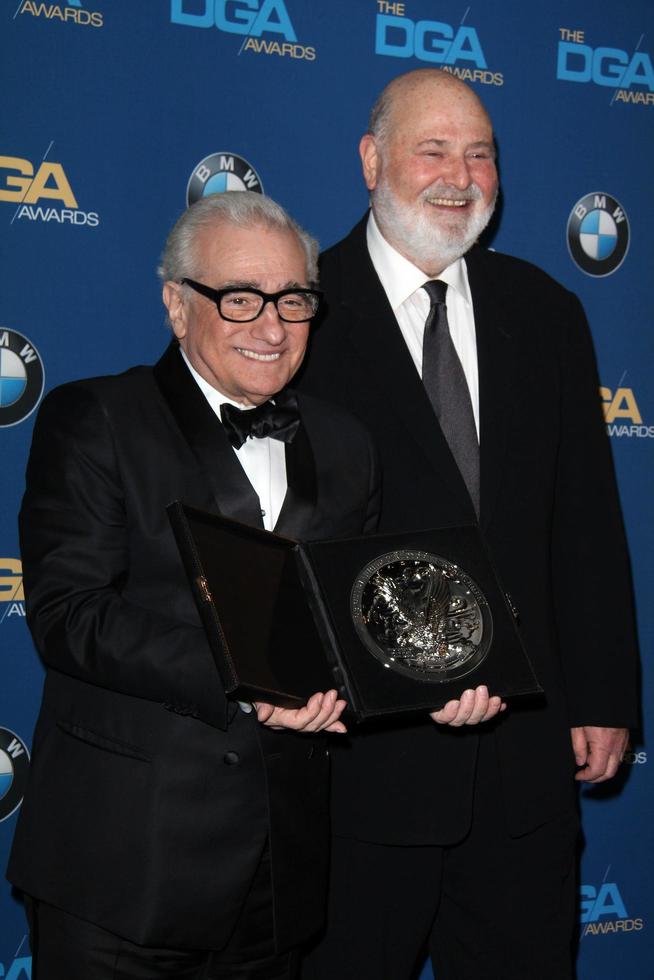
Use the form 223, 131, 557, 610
254, 689, 347, 733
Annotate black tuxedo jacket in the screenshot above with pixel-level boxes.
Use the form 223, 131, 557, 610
297, 215, 639, 844
8, 341, 379, 951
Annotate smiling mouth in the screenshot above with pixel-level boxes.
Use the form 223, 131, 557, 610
426, 197, 471, 208
236, 348, 282, 362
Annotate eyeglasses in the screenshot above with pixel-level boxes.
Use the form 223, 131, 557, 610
181, 278, 322, 323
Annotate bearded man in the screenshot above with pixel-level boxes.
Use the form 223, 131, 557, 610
298, 69, 639, 980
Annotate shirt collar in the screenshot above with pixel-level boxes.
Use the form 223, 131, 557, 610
179, 347, 253, 415
366, 210, 472, 310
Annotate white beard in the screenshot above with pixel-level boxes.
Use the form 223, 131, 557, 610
372, 177, 497, 273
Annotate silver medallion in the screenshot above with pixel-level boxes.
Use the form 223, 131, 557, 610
350, 551, 492, 682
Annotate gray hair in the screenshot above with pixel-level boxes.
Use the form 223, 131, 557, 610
158, 191, 319, 286
368, 82, 395, 146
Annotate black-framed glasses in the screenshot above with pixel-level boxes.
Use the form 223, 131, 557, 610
181, 278, 322, 323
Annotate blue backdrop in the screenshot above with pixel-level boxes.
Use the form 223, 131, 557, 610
1, 2, 652, 977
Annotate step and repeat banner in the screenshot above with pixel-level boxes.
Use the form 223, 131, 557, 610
1, 1, 652, 977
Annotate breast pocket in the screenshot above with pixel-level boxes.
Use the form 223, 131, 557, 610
56, 719, 153, 763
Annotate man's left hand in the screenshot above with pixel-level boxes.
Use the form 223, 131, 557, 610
430, 686, 506, 726
255, 689, 347, 733
571, 726, 629, 783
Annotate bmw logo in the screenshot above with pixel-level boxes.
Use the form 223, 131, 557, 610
0, 728, 30, 822
0, 329, 44, 428
567, 192, 629, 277
186, 152, 264, 207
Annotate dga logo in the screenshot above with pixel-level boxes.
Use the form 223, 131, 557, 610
557, 28, 653, 106
374, 7, 503, 86
0, 148, 100, 227
171, 1, 315, 61
187, 153, 263, 207
580, 875, 643, 937
0, 728, 30, 823
622, 742, 647, 765
16, 0, 103, 29
0, 950, 31, 980
0, 559, 25, 622
600, 377, 653, 439
567, 193, 629, 276
0, 331, 44, 428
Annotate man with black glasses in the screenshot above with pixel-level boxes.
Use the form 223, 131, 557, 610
8, 191, 380, 979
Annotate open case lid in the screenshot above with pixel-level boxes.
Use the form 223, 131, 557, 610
168, 501, 335, 708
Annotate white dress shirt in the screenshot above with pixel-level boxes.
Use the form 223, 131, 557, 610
366, 211, 480, 438
180, 349, 287, 531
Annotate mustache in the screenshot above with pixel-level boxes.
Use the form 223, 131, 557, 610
420, 182, 483, 203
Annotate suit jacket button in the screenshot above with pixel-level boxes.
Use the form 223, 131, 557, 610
223, 751, 240, 766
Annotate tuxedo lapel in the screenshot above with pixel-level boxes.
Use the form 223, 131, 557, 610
274, 403, 318, 538
153, 342, 263, 528
465, 247, 517, 530
335, 217, 476, 518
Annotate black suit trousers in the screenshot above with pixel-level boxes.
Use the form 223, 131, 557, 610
301, 735, 579, 980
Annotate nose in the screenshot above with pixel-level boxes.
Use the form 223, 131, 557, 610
441, 154, 473, 190
251, 300, 287, 345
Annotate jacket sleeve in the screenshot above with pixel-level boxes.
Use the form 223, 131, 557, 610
550, 290, 640, 730
19, 383, 228, 728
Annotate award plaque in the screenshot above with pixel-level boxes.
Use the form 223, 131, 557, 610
168, 503, 542, 721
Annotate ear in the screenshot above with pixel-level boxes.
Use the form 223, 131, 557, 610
359, 134, 381, 191
163, 282, 188, 340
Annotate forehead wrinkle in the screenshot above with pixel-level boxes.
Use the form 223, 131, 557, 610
417, 137, 494, 146
216, 279, 307, 290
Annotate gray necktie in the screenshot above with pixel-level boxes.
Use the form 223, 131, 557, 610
421, 280, 480, 516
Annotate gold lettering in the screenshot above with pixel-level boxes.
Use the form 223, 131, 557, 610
0, 156, 34, 202
604, 388, 643, 424
23, 162, 78, 207
0, 559, 24, 602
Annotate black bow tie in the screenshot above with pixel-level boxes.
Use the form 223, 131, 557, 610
220, 391, 301, 450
